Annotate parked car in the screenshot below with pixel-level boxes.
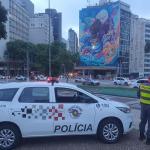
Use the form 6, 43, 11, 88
15, 75, 26, 80
0, 82, 133, 149
82, 78, 100, 86
75, 77, 85, 83
37, 75, 47, 81
0, 75, 5, 79
130, 79, 148, 88
113, 77, 131, 86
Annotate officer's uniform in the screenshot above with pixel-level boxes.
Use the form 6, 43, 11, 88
139, 83, 150, 144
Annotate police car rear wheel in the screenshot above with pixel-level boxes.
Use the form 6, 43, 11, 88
0, 125, 21, 150
97, 119, 123, 144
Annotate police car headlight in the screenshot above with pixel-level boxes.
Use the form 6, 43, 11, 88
116, 107, 131, 113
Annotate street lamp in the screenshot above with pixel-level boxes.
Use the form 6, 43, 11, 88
48, 0, 51, 76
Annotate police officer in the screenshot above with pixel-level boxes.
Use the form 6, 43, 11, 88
138, 77, 150, 145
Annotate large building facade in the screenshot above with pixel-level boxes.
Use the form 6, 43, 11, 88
68, 28, 78, 53
29, 13, 54, 44
77, 0, 131, 78
45, 9, 62, 42
0, 0, 33, 75
0, 0, 33, 60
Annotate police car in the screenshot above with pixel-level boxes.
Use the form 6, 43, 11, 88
0, 82, 133, 150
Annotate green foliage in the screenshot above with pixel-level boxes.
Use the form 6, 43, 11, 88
6, 40, 80, 76
0, 1, 7, 39
6, 40, 36, 62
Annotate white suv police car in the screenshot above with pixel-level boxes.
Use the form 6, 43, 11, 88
0, 82, 133, 150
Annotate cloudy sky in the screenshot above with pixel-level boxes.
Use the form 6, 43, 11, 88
31, 0, 150, 39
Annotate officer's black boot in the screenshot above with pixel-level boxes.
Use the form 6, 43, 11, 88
146, 138, 150, 145
139, 133, 146, 141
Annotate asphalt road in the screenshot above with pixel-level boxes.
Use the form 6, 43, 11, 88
16, 130, 149, 150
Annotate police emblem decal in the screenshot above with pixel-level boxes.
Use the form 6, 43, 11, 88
68, 106, 82, 119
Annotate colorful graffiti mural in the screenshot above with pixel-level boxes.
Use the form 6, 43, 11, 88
79, 2, 120, 66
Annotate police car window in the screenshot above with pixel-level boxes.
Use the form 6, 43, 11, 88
55, 88, 77, 103
55, 88, 96, 103
78, 92, 97, 103
0, 88, 18, 102
19, 87, 49, 103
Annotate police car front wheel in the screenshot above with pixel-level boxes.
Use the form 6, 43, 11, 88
0, 124, 21, 150
97, 119, 123, 144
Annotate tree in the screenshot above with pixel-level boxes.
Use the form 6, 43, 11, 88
6, 40, 36, 62
0, 1, 7, 39
145, 42, 150, 53
6, 40, 36, 76
6, 41, 80, 77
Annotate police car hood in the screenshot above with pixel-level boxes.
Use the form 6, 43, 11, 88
108, 100, 129, 108
97, 97, 129, 108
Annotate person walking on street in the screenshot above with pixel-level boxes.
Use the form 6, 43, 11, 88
138, 77, 150, 145
66, 74, 69, 83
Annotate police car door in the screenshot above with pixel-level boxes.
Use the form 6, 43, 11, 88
11, 86, 54, 137
53, 87, 96, 135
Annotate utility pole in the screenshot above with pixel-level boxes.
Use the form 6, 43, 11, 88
6, 54, 9, 83
26, 49, 30, 81
48, 0, 51, 76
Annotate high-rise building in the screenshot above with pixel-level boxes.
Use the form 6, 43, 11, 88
130, 15, 150, 78
29, 13, 54, 44
45, 9, 62, 42
119, 1, 131, 76
0, 0, 33, 59
68, 28, 78, 53
17, 0, 34, 17
77, 1, 131, 78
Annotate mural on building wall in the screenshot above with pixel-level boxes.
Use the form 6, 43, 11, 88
79, 2, 120, 66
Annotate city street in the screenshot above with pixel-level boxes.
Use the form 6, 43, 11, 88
16, 130, 149, 150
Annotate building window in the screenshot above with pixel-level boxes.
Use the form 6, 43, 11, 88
144, 69, 150, 72
146, 29, 150, 33
145, 34, 150, 38
146, 24, 150, 28
144, 64, 150, 67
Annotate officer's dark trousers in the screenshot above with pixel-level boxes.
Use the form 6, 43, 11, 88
139, 103, 150, 138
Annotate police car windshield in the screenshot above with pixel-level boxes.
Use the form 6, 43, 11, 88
78, 86, 107, 101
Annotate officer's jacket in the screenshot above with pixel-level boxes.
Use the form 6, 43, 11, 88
139, 83, 150, 104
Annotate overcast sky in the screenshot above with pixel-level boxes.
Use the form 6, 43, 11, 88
30, 0, 150, 40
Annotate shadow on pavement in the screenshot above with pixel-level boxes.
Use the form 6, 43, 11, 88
16, 130, 149, 150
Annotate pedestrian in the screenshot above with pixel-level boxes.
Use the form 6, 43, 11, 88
66, 74, 69, 83
138, 76, 150, 145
